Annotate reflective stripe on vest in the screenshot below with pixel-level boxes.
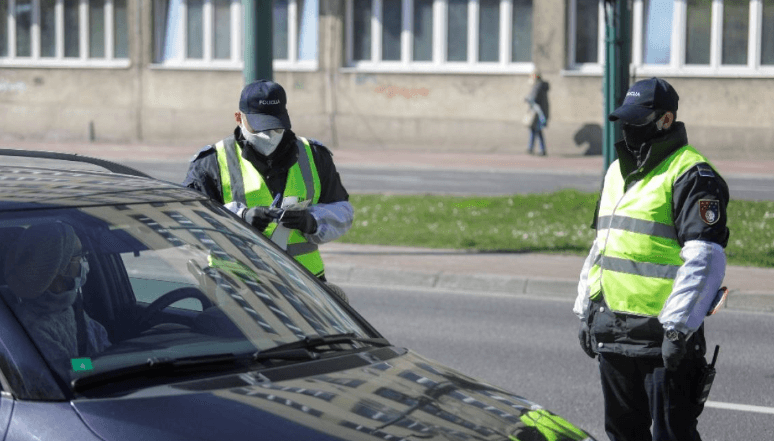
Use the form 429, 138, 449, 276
215, 136, 325, 277
588, 145, 715, 317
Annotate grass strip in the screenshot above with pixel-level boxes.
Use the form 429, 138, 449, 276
341, 190, 774, 268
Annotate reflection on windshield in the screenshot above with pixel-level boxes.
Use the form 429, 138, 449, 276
0, 200, 368, 392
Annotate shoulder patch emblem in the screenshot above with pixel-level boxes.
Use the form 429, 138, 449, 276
699, 199, 720, 225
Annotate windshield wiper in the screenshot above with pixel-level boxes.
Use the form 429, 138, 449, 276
71, 352, 245, 392
253, 332, 390, 362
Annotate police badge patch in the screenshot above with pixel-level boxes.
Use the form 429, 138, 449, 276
699, 199, 720, 225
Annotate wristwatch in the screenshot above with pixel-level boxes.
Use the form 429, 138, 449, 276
665, 328, 684, 342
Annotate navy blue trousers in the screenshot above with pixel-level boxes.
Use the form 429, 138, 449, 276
598, 353, 707, 441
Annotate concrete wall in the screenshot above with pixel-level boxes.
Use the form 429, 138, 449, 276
1, 68, 139, 143
1, 0, 773, 161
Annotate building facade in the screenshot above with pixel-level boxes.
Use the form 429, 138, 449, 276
1, 0, 774, 160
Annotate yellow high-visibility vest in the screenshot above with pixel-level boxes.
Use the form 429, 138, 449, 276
215, 136, 324, 278
588, 145, 716, 316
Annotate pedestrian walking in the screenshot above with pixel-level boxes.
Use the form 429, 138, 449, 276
523, 71, 549, 156
183, 79, 353, 281
573, 77, 730, 441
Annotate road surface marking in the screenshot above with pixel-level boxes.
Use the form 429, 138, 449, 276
706, 401, 774, 415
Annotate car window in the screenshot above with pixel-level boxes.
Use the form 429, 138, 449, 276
0, 201, 370, 395
122, 248, 204, 311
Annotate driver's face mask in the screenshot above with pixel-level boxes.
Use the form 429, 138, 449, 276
240, 115, 285, 156
622, 111, 666, 154
73, 255, 89, 291
60, 253, 89, 293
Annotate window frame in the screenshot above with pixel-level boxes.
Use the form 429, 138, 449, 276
566, 0, 774, 78
344, 0, 535, 74
150, 0, 318, 72
0, 0, 130, 68
565, 0, 606, 75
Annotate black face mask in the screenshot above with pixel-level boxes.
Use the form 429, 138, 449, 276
622, 120, 661, 155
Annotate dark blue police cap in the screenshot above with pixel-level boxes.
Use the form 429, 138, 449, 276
239, 80, 292, 132
608, 77, 679, 124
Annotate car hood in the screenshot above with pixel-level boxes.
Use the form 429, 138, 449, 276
72, 349, 590, 441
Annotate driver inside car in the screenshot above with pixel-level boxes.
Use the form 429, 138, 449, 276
2, 222, 111, 372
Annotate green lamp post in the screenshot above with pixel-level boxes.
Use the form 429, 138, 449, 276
602, 0, 631, 172
243, 0, 274, 84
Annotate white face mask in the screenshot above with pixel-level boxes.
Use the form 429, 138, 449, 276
241, 125, 285, 156
73, 256, 89, 291
55, 255, 89, 295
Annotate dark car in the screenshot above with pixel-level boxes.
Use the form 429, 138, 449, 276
0, 149, 596, 441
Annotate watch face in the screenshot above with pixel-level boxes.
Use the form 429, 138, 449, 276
666, 330, 680, 341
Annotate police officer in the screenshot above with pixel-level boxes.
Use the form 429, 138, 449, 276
183, 80, 353, 281
574, 77, 730, 441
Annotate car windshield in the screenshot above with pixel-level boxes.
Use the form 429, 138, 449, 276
0, 200, 371, 394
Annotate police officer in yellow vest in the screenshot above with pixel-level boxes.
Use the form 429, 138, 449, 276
574, 78, 729, 441
183, 80, 353, 281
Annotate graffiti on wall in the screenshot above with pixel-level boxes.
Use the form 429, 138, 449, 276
374, 85, 430, 99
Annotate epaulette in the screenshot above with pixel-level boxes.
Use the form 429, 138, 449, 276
696, 163, 716, 178
306, 138, 333, 156
189, 144, 216, 162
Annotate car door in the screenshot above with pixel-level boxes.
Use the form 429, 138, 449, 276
0, 390, 13, 437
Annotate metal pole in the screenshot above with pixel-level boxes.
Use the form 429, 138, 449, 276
602, 0, 631, 173
243, 0, 274, 84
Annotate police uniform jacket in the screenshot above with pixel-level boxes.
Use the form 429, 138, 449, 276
574, 122, 730, 358
183, 127, 353, 246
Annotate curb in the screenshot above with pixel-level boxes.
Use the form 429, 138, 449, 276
324, 264, 774, 314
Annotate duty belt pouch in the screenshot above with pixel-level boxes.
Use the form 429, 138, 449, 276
695, 345, 720, 405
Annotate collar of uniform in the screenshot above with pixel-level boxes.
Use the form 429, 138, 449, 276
615, 122, 688, 179
237, 128, 298, 174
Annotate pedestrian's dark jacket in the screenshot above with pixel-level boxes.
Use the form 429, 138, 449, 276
584, 122, 730, 358
525, 79, 550, 130
183, 127, 349, 205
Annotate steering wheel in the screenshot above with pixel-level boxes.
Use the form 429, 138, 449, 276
136, 287, 214, 331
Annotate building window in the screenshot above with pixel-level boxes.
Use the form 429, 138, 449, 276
274, 0, 289, 60
382, 0, 402, 60
447, 0, 467, 62
413, 0, 433, 61
352, 0, 371, 61
65, 0, 80, 58
512, 0, 532, 62
568, 0, 602, 68
569, 0, 774, 76
685, 0, 711, 65
642, 0, 673, 64
0, 2, 6, 58
152, 0, 318, 70
478, 0, 499, 62
346, 0, 534, 72
721, 0, 749, 65
764, 0, 774, 64
0, 0, 129, 67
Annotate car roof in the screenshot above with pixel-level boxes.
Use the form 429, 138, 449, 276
0, 150, 207, 211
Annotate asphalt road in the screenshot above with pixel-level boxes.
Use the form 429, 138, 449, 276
126, 160, 774, 201
342, 283, 774, 441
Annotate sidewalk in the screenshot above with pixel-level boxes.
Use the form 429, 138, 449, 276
4, 139, 774, 313
4, 140, 774, 179
320, 243, 774, 313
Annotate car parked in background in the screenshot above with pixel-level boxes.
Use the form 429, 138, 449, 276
0, 149, 596, 441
